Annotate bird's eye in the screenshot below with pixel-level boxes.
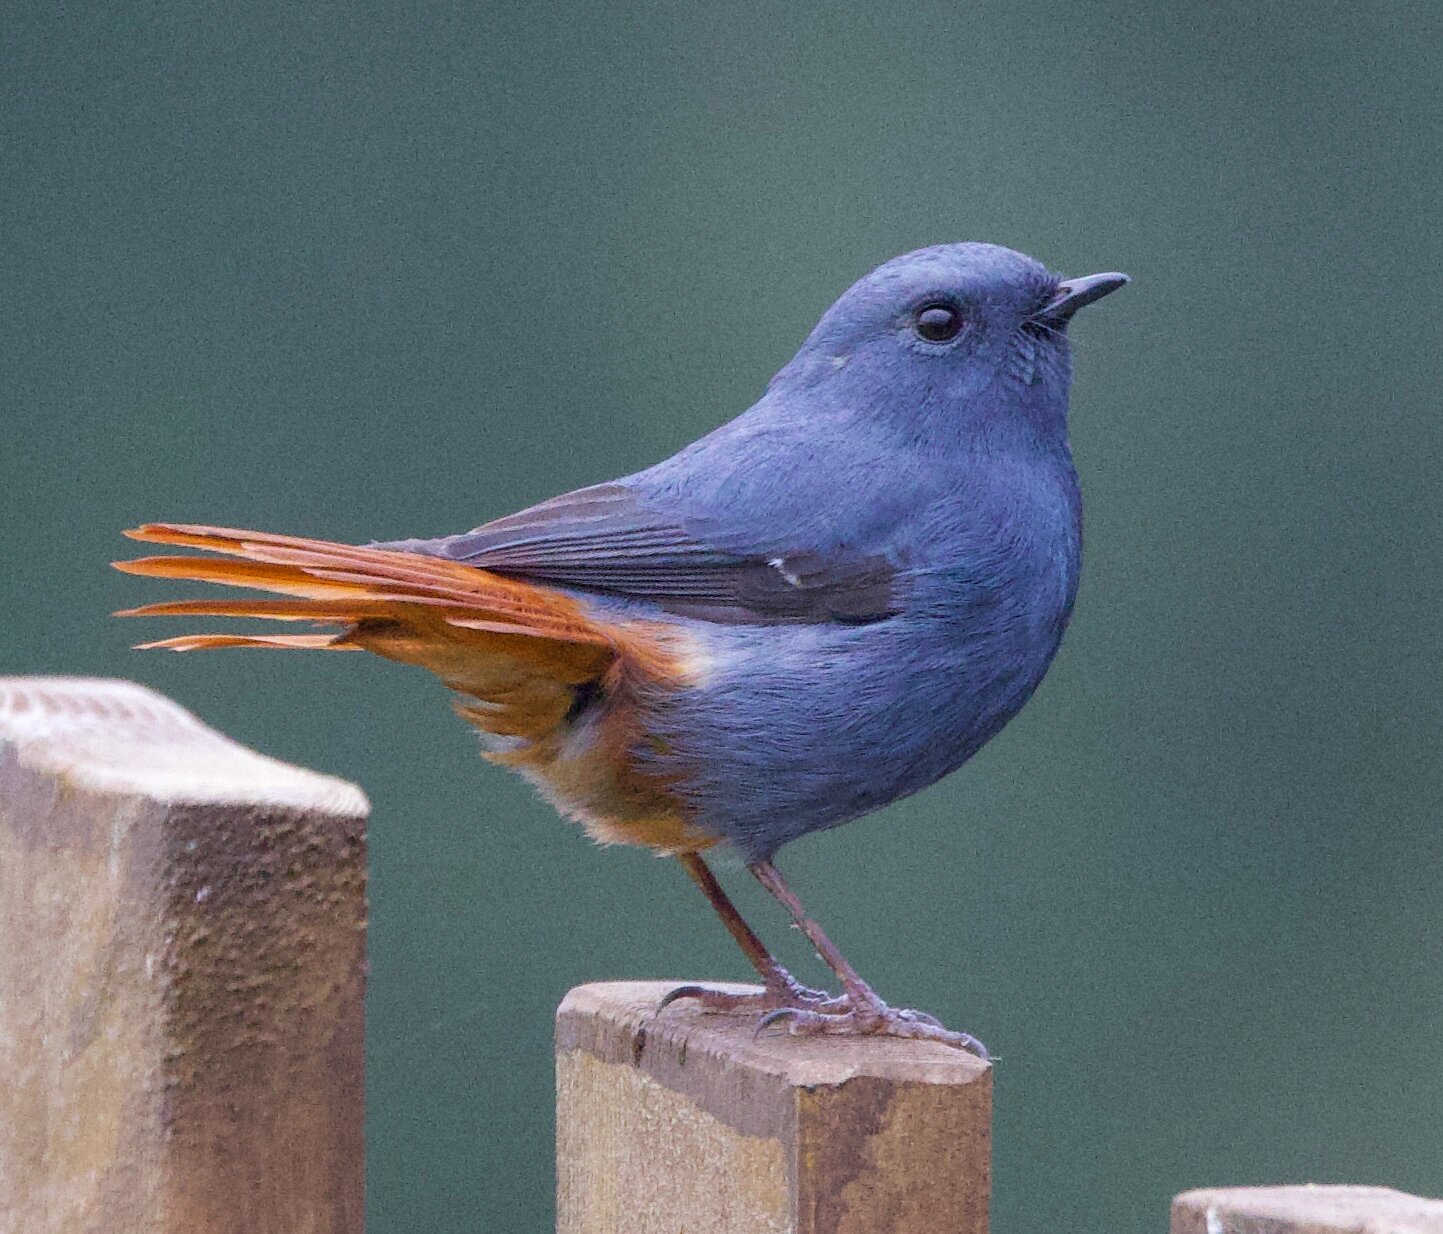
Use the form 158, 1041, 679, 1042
914, 302, 964, 343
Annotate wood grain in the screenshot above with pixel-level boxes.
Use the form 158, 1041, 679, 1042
0, 677, 368, 1234
556, 980, 991, 1234
1172, 1185, 1443, 1234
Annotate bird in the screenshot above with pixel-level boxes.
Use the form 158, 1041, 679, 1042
114, 243, 1127, 1057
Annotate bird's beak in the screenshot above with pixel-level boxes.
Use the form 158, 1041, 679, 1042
1038, 272, 1130, 324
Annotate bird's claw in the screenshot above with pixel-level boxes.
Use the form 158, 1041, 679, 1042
753, 998, 989, 1059
656, 984, 720, 1012
752, 1005, 821, 1038
659, 979, 850, 1019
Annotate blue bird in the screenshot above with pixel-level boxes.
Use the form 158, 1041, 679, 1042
115, 243, 1127, 1054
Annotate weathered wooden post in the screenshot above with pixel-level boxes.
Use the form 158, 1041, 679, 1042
0, 677, 368, 1234
556, 980, 991, 1234
1173, 1186, 1443, 1233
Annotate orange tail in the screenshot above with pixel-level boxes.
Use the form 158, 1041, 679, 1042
114, 522, 678, 742
115, 523, 713, 852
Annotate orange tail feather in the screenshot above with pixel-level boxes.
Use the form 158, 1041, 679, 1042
114, 522, 710, 854
114, 520, 630, 692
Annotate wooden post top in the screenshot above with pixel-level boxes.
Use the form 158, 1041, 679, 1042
0, 675, 367, 813
557, 980, 991, 1234
558, 980, 988, 1132
1173, 1186, 1443, 1233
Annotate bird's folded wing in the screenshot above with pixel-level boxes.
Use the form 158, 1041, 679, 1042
376, 482, 897, 624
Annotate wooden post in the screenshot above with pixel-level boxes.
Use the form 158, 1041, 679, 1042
1172, 1186, 1443, 1233
0, 677, 368, 1234
556, 980, 991, 1234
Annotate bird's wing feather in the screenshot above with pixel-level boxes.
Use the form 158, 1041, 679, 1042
377, 482, 898, 624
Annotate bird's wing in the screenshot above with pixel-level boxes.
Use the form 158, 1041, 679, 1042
377, 482, 898, 625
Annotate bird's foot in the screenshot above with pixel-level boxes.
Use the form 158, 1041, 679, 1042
658, 975, 850, 1018
757, 994, 989, 1059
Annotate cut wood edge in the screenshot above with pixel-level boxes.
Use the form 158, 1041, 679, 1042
0, 676, 368, 815
558, 980, 989, 1146
1172, 1185, 1443, 1233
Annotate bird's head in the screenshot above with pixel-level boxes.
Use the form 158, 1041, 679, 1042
775, 243, 1127, 450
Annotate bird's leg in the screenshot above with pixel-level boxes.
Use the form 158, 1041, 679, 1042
747, 859, 989, 1058
659, 853, 847, 1016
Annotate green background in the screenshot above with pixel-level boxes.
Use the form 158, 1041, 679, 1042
6, 3, 1441, 1230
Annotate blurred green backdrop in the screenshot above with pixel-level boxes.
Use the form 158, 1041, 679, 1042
6, 2, 1441, 1230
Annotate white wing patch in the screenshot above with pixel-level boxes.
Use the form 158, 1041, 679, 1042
768, 557, 804, 588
